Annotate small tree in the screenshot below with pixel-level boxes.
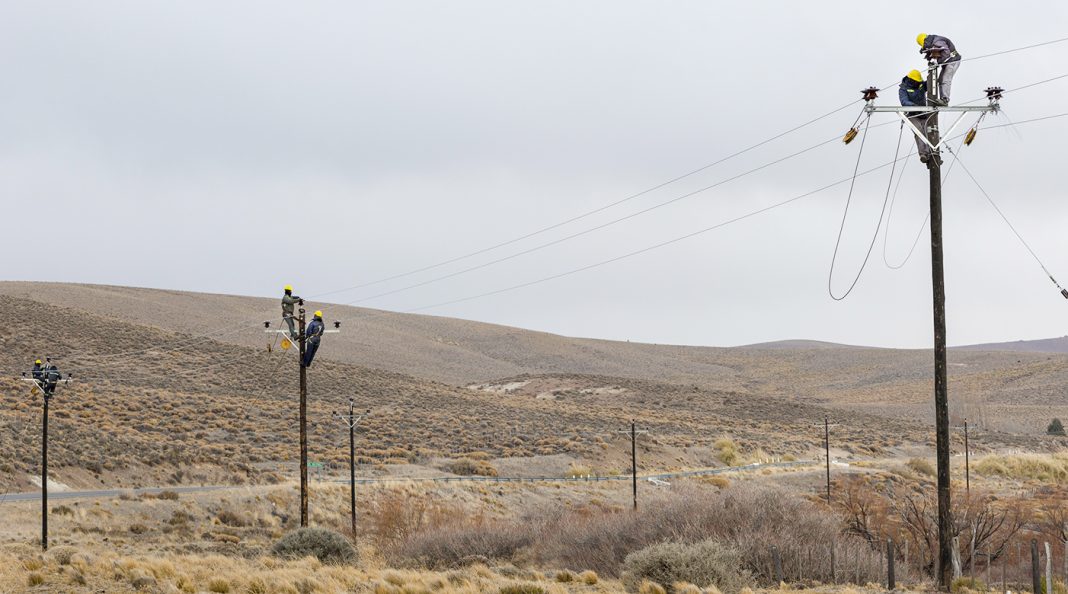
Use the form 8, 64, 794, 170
1048, 418, 1066, 436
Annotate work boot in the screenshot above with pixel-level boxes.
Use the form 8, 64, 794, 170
919, 155, 929, 164
930, 97, 948, 107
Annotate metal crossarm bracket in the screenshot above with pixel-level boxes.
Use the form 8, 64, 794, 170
867, 104, 1000, 151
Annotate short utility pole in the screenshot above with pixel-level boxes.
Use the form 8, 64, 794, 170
863, 68, 1003, 591
20, 360, 73, 551
954, 419, 971, 494
814, 417, 839, 504
617, 421, 648, 510
334, 401, 370, 536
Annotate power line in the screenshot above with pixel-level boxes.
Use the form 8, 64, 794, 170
337, 133, 845, 308
945, 145, 1068, 297
826, 116, 902, 301
312, 100, 865, 301
377, 153, 913, 318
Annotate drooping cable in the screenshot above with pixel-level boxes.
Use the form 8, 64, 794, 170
945, 145, 1068, 299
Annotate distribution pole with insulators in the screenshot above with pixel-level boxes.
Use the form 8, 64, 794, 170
334, 402, 370, 536
616, 421, 648, 510
263, 298, 342, 528
20, 360, 73, 551
858, 71, 1001, 590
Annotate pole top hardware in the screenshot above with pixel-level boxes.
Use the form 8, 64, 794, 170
985, 86, 1004, 102
861, 87, 880, 102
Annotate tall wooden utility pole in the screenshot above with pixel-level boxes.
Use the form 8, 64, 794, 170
21, 361, 72, 551
924, 60, 954, 590
963, 419, 970, 494
41, 390, 50, 551
861, 67, 1002, 590
824, 417, 832, 503
297, 304, 308, 527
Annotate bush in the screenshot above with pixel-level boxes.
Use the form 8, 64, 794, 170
271, 528, 357, 564
446, 458, 498, 477
622, 540, 747, 594
578, 570, 599, 585
1049, 418, 1066, 436
389, 520, 532, 568
713, 438, 740, 466
951, 576, 986, 593
907, 457, 936, 477
499, 585, 544, 594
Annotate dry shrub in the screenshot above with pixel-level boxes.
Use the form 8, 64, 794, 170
271, 527, 357, 565
713, 438, 740, 466
578, 570, 598, 585
975, 453, 1068, 483
499, 585, 545, 594
27, 572, 45, 586
371, 489, 457, 544
389, 518, 533, 568
446, 458, 498, 477
208, 577, 232, 593
621, 540, 747, 594
906, 458, 935, 477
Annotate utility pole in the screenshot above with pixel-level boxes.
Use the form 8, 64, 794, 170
617, 421, 648, 510
334, 401, 369, 536
812, 418, 838, 504
861, 67, 1001, 590
954, 419, 971, 495
297, 304, 308, 527
21, 359, 72, 551
263, 299, 341, 529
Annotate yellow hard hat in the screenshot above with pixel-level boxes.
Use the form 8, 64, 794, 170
314, 310, 323, 318
284, 284, 293, 292
916, 33, 927, 46
35, 359, 42, 365
907, 69, 923, 82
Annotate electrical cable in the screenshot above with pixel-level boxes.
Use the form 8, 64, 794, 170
348, 151, 915, 319
827, 115, 883, 301
945, 146, 1068, 298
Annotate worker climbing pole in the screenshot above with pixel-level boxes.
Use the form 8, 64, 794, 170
20, 358, 74, 551
262, 288, 341, 527
837, 34, 1006, 589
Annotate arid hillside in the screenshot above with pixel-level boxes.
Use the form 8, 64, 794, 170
3, 291, 996, 494
4, 282, 1068, 435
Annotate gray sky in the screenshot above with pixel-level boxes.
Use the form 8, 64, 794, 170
4, 2, 1068, 348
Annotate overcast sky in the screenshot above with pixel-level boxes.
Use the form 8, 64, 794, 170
4, 2, 1068, 348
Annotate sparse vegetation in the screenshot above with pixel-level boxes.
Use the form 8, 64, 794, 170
975, 453, 1068, 483
906, 457, 935, 477
271, 527, 357, 564
622, 539, 747, 594
1048, 418, 1065, 436
445, 458, 499, 477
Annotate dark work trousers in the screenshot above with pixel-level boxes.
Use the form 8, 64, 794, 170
302, 338, 321, 368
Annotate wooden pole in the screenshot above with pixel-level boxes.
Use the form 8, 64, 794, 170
926, 58, 953, 591
298, 306, 308, 527
41, 393, 49, 551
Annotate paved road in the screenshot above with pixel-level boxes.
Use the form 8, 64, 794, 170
0, 485, 234, 503
0, 460, 819, 502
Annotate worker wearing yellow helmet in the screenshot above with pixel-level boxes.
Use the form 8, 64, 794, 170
916, 33, 961, 106
281, 284, 301, 340
32, 358, 45, 384
302, 310, 325, 368
898, 69, 937, 166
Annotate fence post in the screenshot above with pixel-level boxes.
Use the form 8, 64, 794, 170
887, 538, 896, 590
772, 545, 784, 585
1033, 539, 1042, 594
1046, 541, 1053, 594
830, 538, 837, 584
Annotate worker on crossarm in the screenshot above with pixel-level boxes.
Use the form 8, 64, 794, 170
302, 310, 325, 368
899, 69, 936, 166
31, 359, 45, 385
281, 284, 301, 340
42, 362, 61, 397
917, 33, 961, 106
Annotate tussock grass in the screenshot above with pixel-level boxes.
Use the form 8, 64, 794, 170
974, 452, 1068, 483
